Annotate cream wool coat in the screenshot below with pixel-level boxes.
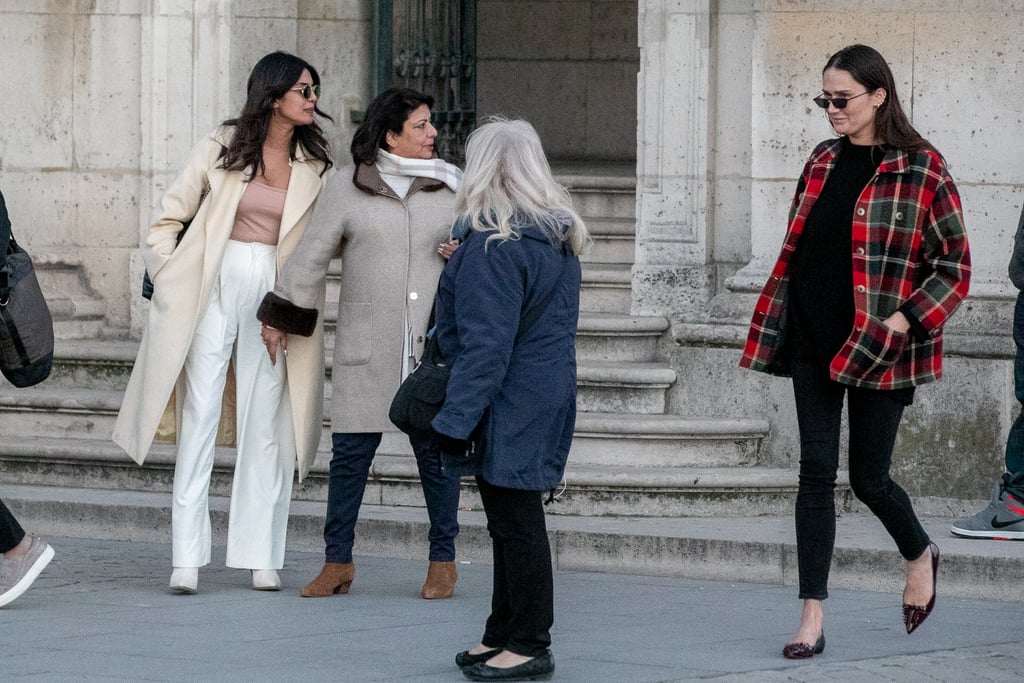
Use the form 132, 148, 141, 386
269, 163, 455, 432
112, 126, 331, 480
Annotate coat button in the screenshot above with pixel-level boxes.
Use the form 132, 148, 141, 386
417, 336, 424, 343
895, 211, 904, 220
856, 207, 866, 216
409, 292, 419, 300
855, 247, 865, 255
856, 285, 866, 293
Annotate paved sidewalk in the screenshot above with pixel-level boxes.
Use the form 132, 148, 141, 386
1, 537, 1022, 682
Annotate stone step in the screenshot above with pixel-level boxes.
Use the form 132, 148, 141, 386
576, 312, 668, 362
1, 362, 679, 438
579, 216, 636, 266
0, 436, 782, 520
570, 412, 767, 467
575, 360, 675, 413
553, 169, 636, 220
6, 483, 1021, 602
580, 262, 632, 314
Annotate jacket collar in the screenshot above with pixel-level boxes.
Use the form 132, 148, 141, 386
352, 160, 447, 199
814, 137, 910, 175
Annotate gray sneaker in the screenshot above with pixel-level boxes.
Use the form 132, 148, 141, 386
0, 535, 55, 607
951, 480, 1024, 539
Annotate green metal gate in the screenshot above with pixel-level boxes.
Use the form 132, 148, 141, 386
371, 0, 477, 162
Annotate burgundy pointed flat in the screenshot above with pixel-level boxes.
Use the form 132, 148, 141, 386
903, 542, 939, 634
782, 632, 825, 659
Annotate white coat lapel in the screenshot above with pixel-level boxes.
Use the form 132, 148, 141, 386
279, 155, 323, 245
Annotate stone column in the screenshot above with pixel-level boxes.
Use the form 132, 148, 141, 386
633, 0, 713, 319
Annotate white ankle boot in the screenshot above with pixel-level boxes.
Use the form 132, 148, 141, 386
169, 567, 198, 594
251, 569, 281, 591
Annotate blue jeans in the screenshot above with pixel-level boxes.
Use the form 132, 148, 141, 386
324, 432, 460, 563
1005, 291, 1024, 475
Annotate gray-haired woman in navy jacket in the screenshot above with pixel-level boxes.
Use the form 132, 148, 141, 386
430, 118, 589, 682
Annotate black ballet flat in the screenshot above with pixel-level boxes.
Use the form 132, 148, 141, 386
903, 541, 939, 634
782, 632, 825, 659
456, 648, 503, 669
462, 650, 555, 681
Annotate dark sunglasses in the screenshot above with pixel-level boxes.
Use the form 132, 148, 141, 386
289, 84, 321, 100
812, 91, 869, 110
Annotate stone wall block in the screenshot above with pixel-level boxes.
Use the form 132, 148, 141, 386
956, 184, 1024, 299
591, 1, 640, 60
478, 1, 591, 60
913, 12, 1024, 184
0, 13, 76, 169
297, 17, 370, 155
893, 356, 1010, 499
73, 13, 143, 169
297, 0, 371, 21
584, 61, 638, 160
477, 61, 587, 159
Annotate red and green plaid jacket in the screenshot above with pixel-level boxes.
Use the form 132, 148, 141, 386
740, 138, 971, 390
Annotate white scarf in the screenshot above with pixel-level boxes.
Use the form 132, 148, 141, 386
375, 149, 461, 191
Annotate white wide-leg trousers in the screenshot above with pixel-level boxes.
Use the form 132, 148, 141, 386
172, 240, 295, 570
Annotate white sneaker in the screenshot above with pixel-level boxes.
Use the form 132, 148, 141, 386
251, 569, 281, 591
169, 567, 198, 594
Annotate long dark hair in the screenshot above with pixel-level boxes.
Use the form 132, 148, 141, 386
221, 51, 334, 178
350, 88, 434, 165
824, 44, 933, 154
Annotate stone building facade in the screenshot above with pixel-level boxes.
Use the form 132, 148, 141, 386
0, 0, 1021, 507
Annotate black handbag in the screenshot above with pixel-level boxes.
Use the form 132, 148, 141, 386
0, 190, 54, 388
388, 248, 567, 442
141, 144, 224, 299
388, 329, 449, 435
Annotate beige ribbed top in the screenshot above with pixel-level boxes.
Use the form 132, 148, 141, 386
230, 180, 286, 244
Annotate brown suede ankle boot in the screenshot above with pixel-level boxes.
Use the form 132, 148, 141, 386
299, 562, 355, 597
420, 560, 457, 599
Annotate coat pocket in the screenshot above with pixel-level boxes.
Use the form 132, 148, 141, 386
834, 315, 909, 383
335, 302, 372, 366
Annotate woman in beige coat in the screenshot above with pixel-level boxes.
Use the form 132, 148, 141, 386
112, 52, 333, 594
258, 87, 462, 600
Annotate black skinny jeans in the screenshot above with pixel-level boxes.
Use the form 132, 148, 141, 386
0, 498, 26, 553
791, 361, 930, 600
475, 477, 553, 657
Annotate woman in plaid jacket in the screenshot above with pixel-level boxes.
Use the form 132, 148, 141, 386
741, 44, 970, 658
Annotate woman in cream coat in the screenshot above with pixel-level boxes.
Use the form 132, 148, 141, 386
113, 52, 333, 594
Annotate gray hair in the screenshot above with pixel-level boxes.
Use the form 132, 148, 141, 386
455, 117, 590, 255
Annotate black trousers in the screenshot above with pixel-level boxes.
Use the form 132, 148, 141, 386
791, 361, 930, 600
475, 477, 553, 657
0, 498, 26, 554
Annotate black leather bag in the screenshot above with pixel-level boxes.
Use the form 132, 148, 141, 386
0, 190, 54, 388
388, 330, 448, 435
389, 248, 567, 442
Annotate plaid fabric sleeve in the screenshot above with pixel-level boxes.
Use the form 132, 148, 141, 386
898, 166, 971, 335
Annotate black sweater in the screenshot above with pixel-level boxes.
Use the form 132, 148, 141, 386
787, 138, 882, 363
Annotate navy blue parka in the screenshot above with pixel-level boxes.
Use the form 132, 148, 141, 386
430, 222, 581, 491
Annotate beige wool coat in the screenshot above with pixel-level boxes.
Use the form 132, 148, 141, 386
265, 162, 455, 432
112, 126, 332, 480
